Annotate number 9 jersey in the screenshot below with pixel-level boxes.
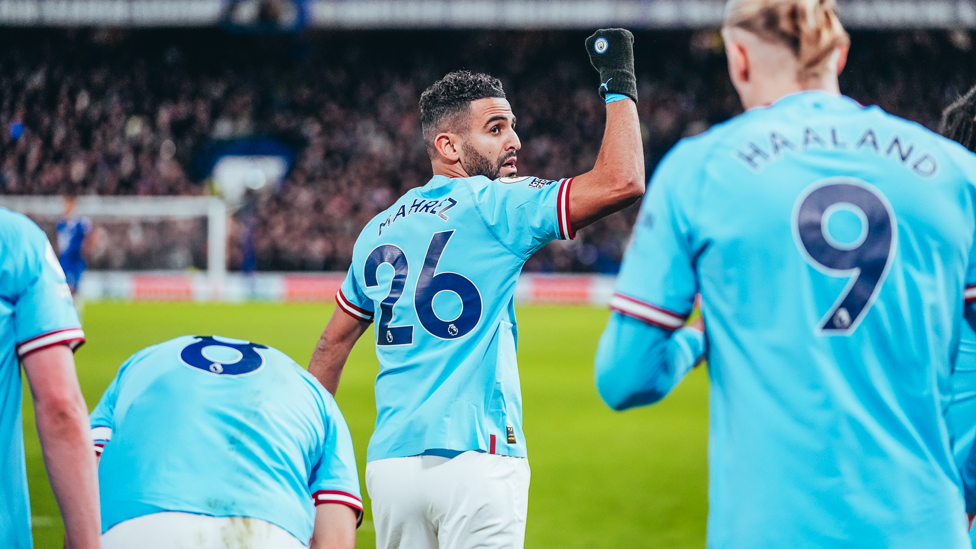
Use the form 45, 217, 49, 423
337, 174, 574, 463
611, 91, 976, 548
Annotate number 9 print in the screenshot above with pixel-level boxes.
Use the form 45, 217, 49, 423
792, 178, 898, 335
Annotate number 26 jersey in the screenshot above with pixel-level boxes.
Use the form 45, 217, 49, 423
613, 91, 976, 548
338, 174, 574, 463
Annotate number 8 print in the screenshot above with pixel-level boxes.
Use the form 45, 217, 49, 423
792, 178, 898, 335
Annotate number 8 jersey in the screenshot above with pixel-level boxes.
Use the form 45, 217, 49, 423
610, 91, 976, 548
337, 174, 574, 463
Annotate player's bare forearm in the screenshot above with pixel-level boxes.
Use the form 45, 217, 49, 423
310, 503, 357, 549
569, 98, 645, 231
309, 309, 370, 395
23, 345, 101, 549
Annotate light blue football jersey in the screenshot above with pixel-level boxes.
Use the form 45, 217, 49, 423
607, 92, 976, 548
337, 174, 573, 462
949, 326, 976, 548
0, 208, 84, 549
89, 335, 362, 545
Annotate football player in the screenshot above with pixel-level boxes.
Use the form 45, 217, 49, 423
596, 1, 976, 547
309, 29, 644, 549
55, 195, 92, 296
91, 335, 362, 549
942, 84, 976, 543
0, 207, 97, 548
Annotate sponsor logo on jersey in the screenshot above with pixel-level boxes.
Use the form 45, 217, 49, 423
528, 178, 557, 190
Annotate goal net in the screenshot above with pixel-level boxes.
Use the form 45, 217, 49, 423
0, 195, 227, 284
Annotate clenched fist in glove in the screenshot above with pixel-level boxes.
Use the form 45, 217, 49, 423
585, 28, 638, 103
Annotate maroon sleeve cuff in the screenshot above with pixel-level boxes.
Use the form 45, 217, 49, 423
557, 177, 576, 240
335, 290, 373, 323
312, 490, 364, 527
16, 328, 86, 360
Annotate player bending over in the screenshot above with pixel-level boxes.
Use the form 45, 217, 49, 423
90, 335, 362, 549
596, 1, 976, 547
309, 29, 643, 549
943, 84, 976, 544
0, 208, 98, 549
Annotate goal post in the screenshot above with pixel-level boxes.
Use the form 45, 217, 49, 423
0, 195, 228, 283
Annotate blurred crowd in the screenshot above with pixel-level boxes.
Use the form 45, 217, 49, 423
1, 29, 974, 272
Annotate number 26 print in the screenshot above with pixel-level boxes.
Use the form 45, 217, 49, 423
365, 230, 483, 346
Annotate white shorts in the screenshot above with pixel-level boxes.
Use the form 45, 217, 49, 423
366, 451, 531, 549
101, 512, 307, 549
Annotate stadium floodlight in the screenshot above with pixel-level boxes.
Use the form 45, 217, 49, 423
0, 195, 227, 284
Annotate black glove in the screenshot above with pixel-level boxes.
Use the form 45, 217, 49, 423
585, 28, 637, 103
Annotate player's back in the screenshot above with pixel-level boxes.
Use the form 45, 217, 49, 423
339, 174, 570, 462
91, 335, 361, 543
665, 91, 975, 547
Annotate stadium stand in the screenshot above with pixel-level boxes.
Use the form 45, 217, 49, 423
1, 29, 975, 273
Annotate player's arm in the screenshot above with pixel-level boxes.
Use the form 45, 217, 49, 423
310, 503, 357, 549
308, 394, 362, 548
568, 29, 645, 233
593, 142, 703, 410
958, 430, 976, 529
596, 313, 704, 410
309, 308, 371, 395
23, 344, 101, 549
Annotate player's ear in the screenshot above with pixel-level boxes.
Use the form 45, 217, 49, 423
434, 133, 461, 163
726, 39, 750, 86
835, 44, 849, 75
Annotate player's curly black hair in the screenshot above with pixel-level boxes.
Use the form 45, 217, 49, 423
419, 70, 506, 155
940, 83, 976, 152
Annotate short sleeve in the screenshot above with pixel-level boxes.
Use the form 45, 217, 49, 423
335, 265, 374, 323
471, 176, 574, 258
89, 375, 120, 456
12, 225, 84, 359
310, 398, 364, 526
610, 145, 699, 329
89, 346, 151, 455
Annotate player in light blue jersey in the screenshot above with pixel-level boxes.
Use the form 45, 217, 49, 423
90, 335, 362, 549
309, 30, 645, 549
596, 1, 976, 547
942, 85, 976, 546
0, 208, 99, 549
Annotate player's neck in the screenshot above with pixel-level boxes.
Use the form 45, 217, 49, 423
744, 76, 840, 110
431, 160, 470, 179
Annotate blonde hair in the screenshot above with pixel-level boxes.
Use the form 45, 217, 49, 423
724, 0, 850, 80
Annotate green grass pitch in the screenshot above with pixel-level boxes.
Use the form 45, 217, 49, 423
22, 302, 708, 548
